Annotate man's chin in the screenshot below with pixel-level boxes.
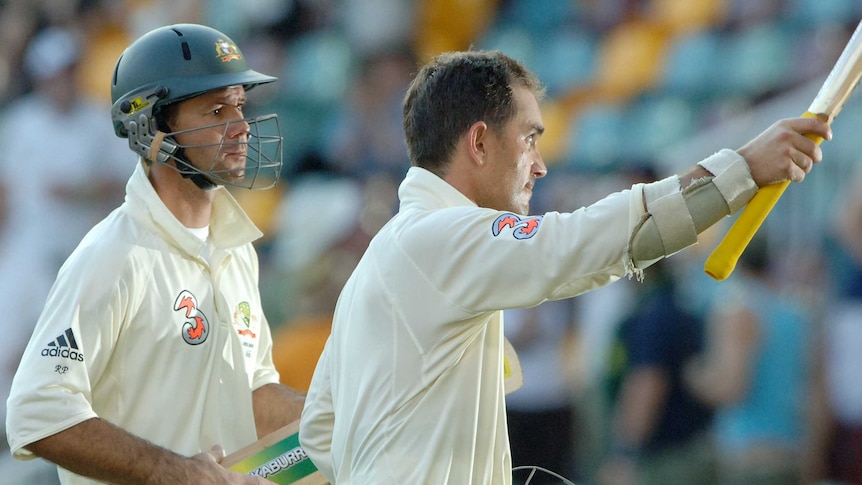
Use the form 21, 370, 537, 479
222, 169, 246, 182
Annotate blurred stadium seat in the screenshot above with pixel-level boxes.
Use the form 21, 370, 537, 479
477, 25, 535, 68
660, 29, 724, 102
413, 0, 500, 59
563, 101, 627, 169
645, 0, 727, 37
280, 30, 352, 104
593, 19, 670, 102
620, 93, 698, 162
532, 29, 598, 97
536, 98, 573, 165
720, 22, 795, 98
494, 0, 582, 37
783, 0, 862, 28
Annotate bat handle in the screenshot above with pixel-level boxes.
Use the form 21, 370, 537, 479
703, 111, 825, 281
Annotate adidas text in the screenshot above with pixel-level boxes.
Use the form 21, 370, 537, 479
41, 347, 84, 361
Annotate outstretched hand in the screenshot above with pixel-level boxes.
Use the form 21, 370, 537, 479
737, 116, 832, 186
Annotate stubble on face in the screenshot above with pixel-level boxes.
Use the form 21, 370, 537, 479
477, 86, 545, 215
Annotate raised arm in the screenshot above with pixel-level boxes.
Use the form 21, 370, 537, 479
630, 116, 831, 263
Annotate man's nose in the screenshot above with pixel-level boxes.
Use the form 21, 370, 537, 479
533, 155, 547, 179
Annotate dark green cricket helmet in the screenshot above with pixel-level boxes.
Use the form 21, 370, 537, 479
110, 24, 283, 190
111, 23, 275, 138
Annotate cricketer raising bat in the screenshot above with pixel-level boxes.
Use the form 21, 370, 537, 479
704, 19, 862, 281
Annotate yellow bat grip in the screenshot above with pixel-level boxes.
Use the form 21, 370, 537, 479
704, 111, 826, 280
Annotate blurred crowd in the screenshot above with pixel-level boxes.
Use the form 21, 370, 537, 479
4, 0, 862, 484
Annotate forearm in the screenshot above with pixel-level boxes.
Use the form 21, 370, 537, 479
613, 368, 667, 450
630, 150, 757, 262
684, 311, 757, 406
26, 417, 202, 484
252, 383, 306, 438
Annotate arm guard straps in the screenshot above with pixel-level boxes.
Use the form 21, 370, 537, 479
629, 149, 758, 262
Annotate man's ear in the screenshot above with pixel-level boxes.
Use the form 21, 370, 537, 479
466, 121, 488, 166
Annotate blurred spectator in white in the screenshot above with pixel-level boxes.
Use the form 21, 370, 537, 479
327, 47, 414, 181
266, 158, 393, 392
0, 22, 131, 484
270, 162, 366, 321
124, 0, 202, 38
0, 22, 132, 423
269, 171, 364, 392
685, 233, 811, 485
339, 0, 414, 57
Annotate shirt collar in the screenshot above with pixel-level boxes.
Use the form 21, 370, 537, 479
398, 166, 477, 211
125, 160, 263, 255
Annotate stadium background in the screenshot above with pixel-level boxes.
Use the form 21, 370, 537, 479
2, 0, 862, 483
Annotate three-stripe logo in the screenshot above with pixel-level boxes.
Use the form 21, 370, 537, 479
41, 327, 84, 361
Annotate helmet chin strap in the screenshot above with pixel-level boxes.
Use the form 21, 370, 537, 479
149, 130, 218, 190
178, 153, 218, 191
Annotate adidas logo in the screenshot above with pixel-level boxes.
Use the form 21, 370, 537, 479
41, 328, 84, 362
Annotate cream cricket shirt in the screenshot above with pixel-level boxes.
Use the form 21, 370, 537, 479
301, 166, 690, 484
6, 160, 279, 483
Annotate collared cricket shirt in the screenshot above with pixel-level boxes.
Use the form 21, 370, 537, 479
301, 166, 676, 484
6, 161, 279, 484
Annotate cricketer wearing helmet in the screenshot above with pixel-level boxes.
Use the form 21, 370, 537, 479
6, 24, 303, 484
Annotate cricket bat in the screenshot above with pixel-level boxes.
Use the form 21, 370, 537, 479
704, 19, 862, 281
222, 419, 328, 484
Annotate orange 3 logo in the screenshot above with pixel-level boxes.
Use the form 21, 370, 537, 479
492, 213, 543, 240
174, 290, 210, 345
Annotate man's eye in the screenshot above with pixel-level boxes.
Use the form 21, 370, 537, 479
213, 108, 222, 115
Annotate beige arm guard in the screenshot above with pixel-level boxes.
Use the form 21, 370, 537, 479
630, 149, 758, 262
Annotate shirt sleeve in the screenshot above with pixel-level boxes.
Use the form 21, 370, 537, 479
397, 185, 651, 314
6, 250, 125, 458
300, 338, 336, 482
252, 311, 282, 390
241, 242, 280, 390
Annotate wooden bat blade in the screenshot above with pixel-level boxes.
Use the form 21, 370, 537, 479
704, 19, 862, 281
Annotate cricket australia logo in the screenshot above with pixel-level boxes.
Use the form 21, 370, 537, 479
215, 39, 242, 62
491, 213, 543, 240
234, 301, 257, 339
174, 290, 210, 345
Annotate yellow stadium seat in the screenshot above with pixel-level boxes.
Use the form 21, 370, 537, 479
272, 315, 332, 392
229, 181, 285, 236
413, 0, 500, 60
645, 0, 728, 37
78, 26, 131, 102
536, 99, 571, 165
594, 20, 671, 102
